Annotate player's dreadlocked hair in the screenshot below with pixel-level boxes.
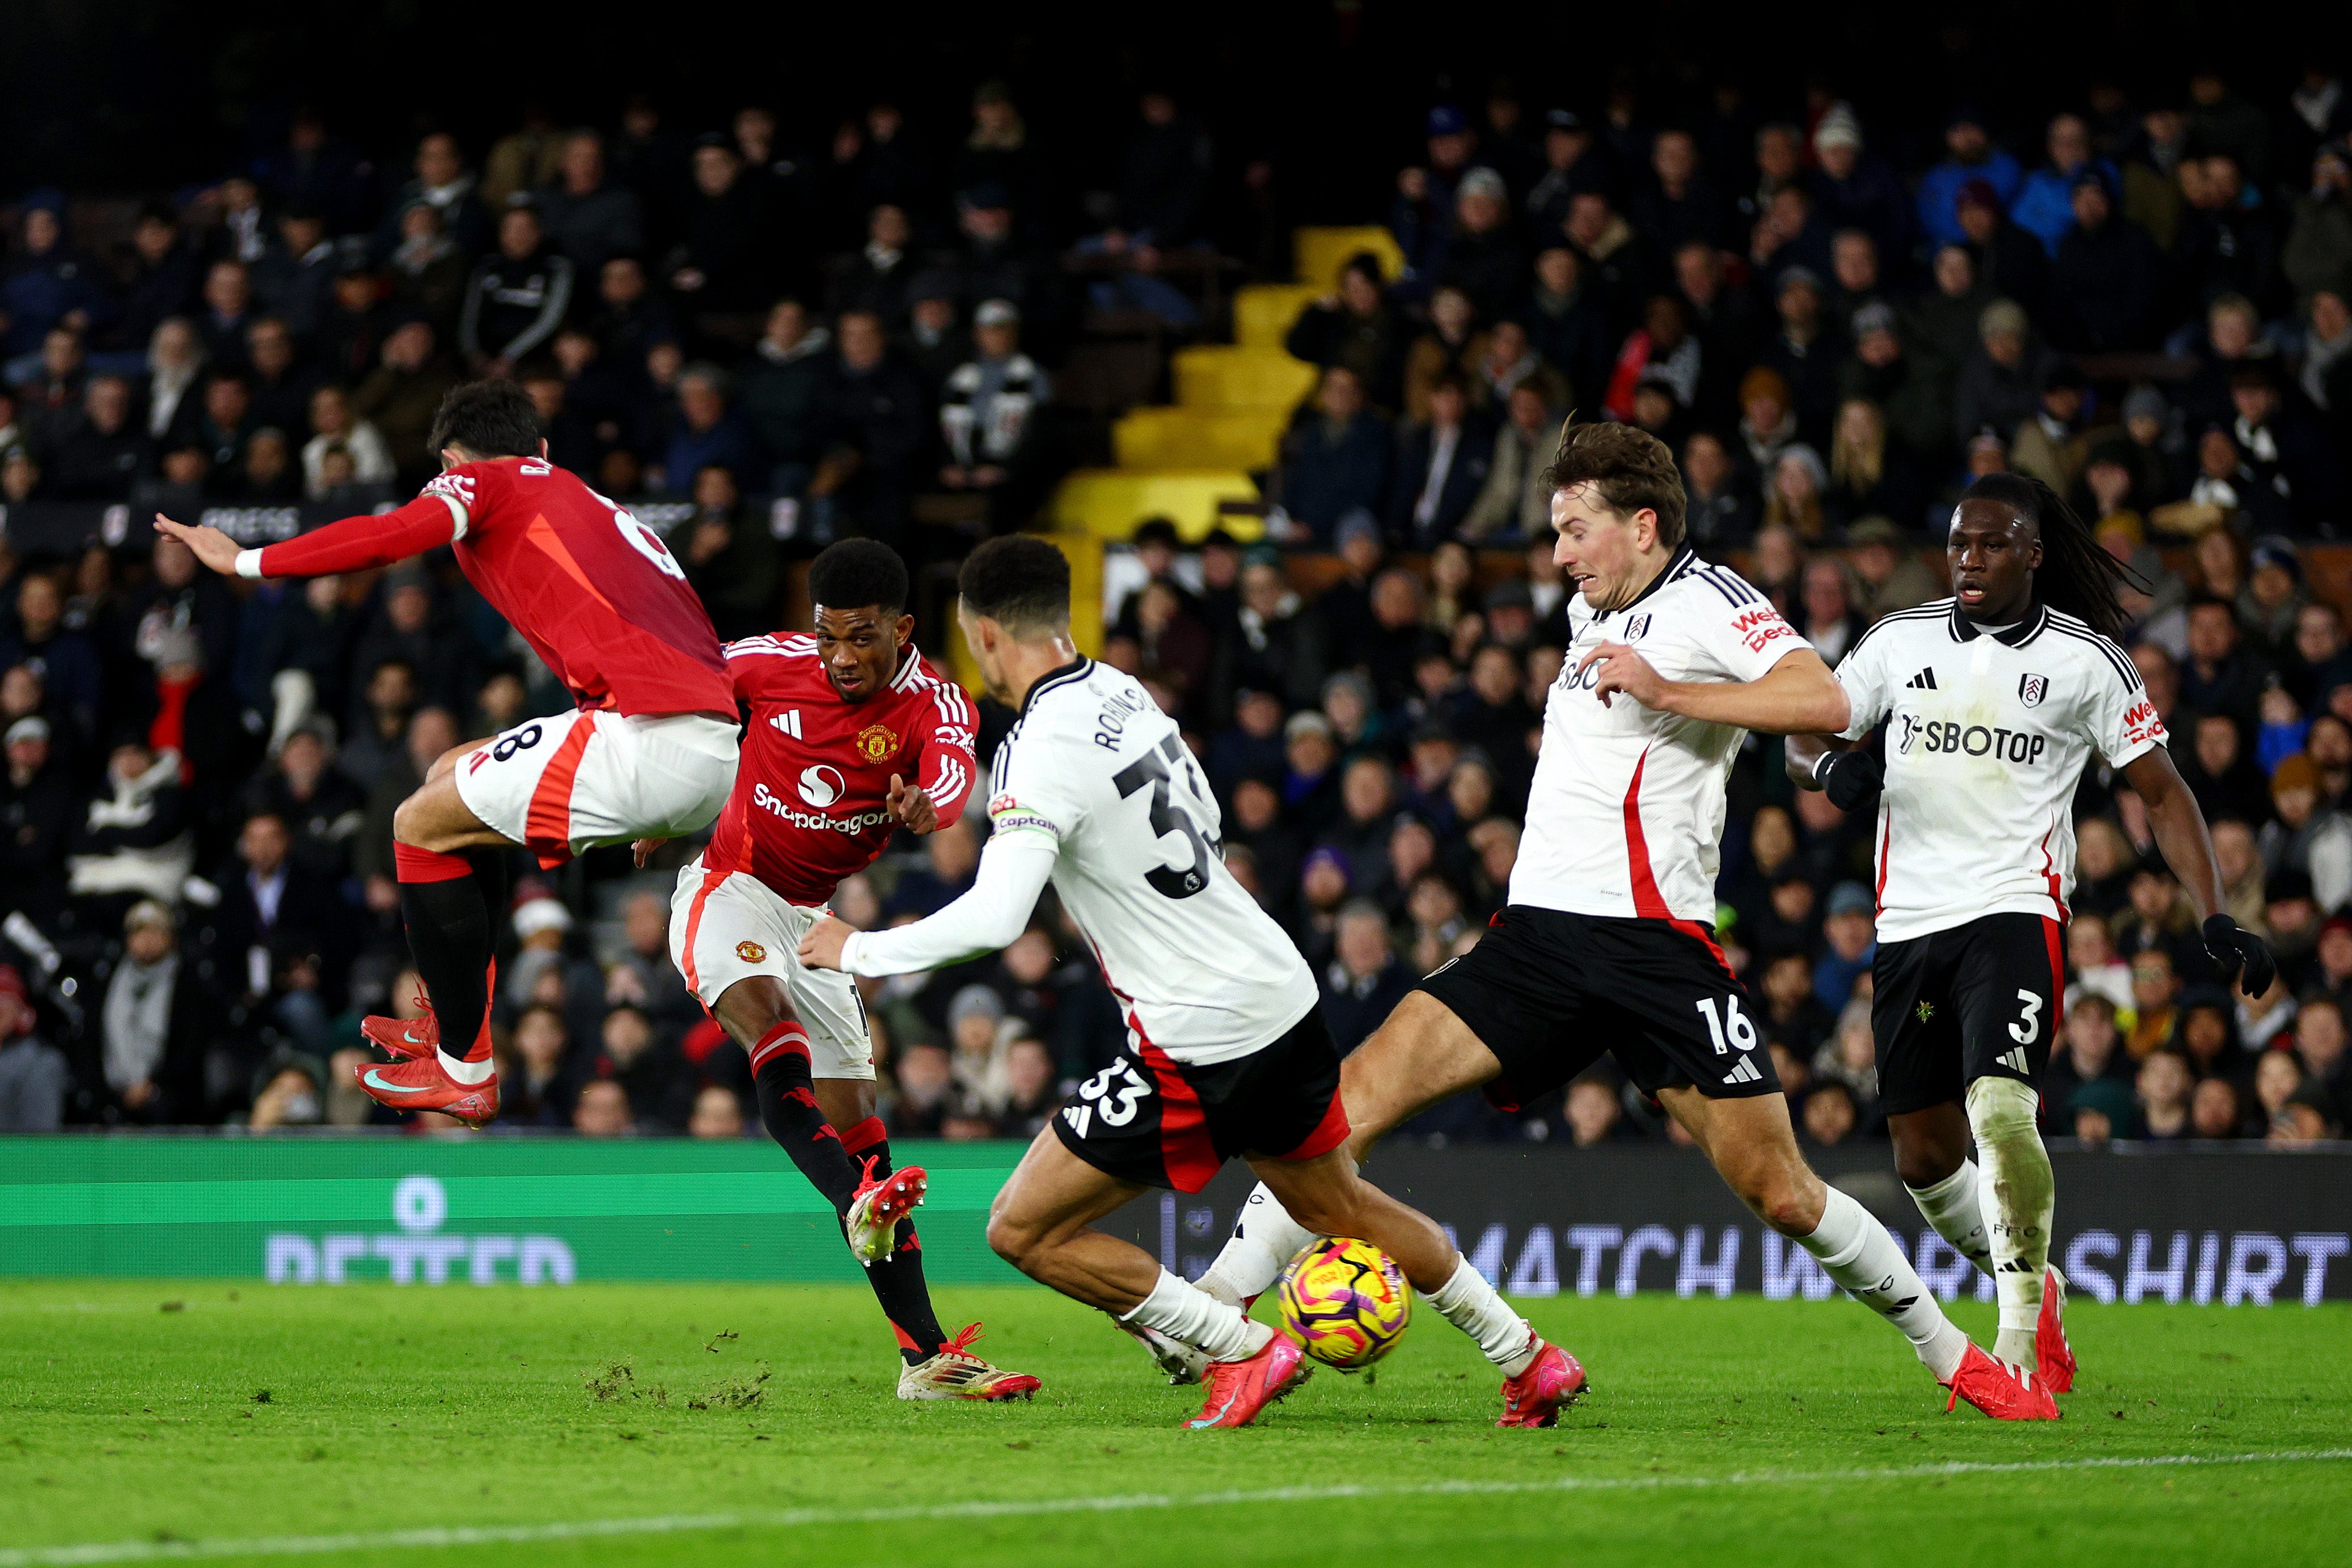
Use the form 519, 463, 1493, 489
808, 539, 909, 616
1960, 472, 2140, 641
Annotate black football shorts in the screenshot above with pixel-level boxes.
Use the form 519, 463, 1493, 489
1871, 912, 2065, 1116
1416, 905, 1783, 1107
1051, 1006, 1350, 1193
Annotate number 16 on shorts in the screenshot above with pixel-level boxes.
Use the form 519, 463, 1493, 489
1695, 994, 1759, 1054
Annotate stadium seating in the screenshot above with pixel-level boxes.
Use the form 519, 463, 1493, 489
1055, 227, 1403, 543
1111, 406, 1289, 472
1048, 469, 1264, 543
1169, 344, 1318, 409
1292, 226, 1406, 294
1233, 282, 1322, 349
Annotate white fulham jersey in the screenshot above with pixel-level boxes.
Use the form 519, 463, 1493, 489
1834, 600, 2167, 943
986, 658, 1317, 1065
1515, 547, 1810, 925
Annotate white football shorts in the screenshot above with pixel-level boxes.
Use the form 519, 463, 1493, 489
667, 856, 874, 1080
456, 710, 737, 867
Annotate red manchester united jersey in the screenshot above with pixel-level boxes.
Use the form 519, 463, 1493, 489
251, 457, 731, 718
700, 635, 978, 905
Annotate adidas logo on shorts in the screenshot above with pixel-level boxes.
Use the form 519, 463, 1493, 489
1721, 1055, 1764, 1086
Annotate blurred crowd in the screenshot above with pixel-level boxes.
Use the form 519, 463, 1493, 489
1, 61, 2349, 1147
0, 82, 1164, 561
1265, 73, 2352, 552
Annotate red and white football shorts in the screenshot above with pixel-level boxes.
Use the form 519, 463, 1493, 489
456, 711, 737, 868
667, 856, 874, 1080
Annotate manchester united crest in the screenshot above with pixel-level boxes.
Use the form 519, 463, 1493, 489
736, 940, 767, 963
854, 722, 899, 762
2019, 673, 2048, 707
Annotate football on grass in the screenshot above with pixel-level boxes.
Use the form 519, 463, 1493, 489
1278, 1236, 1412, 1371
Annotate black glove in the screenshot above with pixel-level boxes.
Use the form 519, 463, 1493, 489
2203, 913, 2277, 997
1812, 748, 1883, 812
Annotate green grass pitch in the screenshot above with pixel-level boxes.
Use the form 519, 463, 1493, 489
3, 1280, 2347, 1567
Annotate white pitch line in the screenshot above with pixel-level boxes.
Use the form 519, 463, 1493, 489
8, 1448, 2348, 1566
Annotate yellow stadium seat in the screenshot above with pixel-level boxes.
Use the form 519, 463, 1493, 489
1046, 231, 1419, 556
1233, 283, 1323, 351
1113, 406, 1291, 471
1292, 226, 1407, 294
1171, 346, 1319, 410
1050, 469, 1268, 544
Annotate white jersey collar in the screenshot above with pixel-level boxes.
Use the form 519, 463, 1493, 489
1018, 655, 1093, 718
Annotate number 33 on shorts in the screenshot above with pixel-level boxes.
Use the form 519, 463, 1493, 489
1064, 1058, 1154, 1139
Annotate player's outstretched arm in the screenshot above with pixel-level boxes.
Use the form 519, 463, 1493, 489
151, 515, 246, 576
155, 489, 463, 581
2123, 746, 2277, 995
1580, 643, 1851, 735
2123, 746, 2222, 918
800, 830, 1057, 976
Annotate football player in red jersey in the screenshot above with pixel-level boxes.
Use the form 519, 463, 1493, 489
642, 539, 1037, 1401
154, 381, 739, 1128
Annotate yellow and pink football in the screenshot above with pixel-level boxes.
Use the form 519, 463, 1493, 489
1277, 1237, 1412, 1371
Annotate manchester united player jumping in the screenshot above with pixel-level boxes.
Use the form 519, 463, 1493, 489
155, 381, 738, 1126
647, 539, 1038, 1401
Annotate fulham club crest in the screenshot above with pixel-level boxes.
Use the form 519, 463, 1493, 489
1625, 613, 1652, 641
2019, 672, 2049, 707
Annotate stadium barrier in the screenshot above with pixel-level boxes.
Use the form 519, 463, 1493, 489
4, 1137, 2346, 1302
0, 1136, 1027, 1286
1124, 1145, 2352, 1307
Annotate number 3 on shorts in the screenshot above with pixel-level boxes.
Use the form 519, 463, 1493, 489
1695, 994, 1758, 1056
2010, 989, 2043, 1044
